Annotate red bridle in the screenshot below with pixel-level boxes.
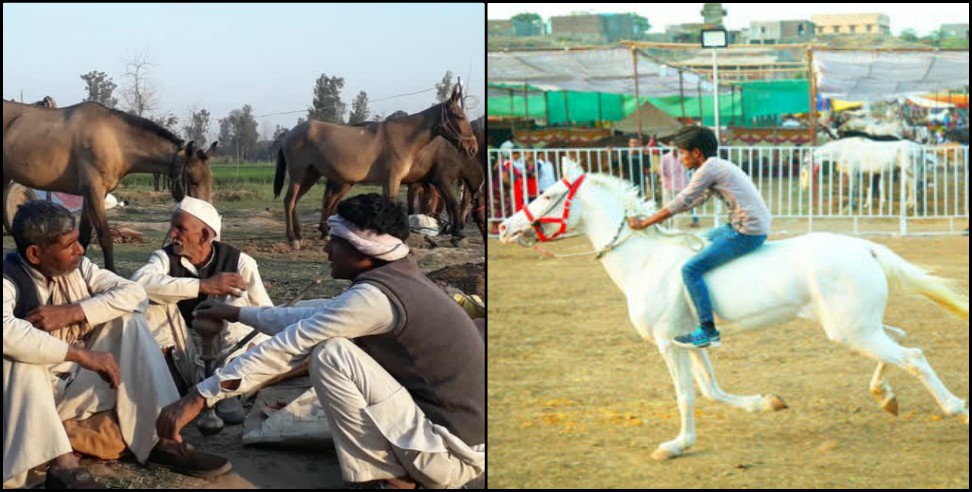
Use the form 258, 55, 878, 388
521, 174, 586, 242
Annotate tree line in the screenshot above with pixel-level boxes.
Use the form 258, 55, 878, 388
79, 57, 460, 163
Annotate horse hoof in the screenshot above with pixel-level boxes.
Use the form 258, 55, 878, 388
766, 394, 789, 412
882, 397, 899, 416
651, 446, 679, 461
290, 240, 301, 250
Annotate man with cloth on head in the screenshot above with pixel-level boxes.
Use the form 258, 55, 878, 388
3, 201, 231, 489
131, 196, 271, 424
155, 193, 486, 489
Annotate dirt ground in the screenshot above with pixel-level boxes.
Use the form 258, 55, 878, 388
488, 234, 969, 489
3, 202, 485, 489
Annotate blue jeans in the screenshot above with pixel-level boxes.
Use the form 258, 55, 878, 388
681, 224, 766, 327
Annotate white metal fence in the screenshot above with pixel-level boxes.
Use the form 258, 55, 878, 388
487, 145, 969, 237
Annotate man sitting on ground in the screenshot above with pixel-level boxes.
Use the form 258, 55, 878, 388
156, 193, 485, 489
131, 197, 272, 424
3, 201, 231, 489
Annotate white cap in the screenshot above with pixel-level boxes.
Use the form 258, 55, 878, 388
175, 197, 222, 241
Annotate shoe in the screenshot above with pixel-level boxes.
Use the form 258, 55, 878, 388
462, 472, 486, 489
673, 326, 721, 349
45, 467, 105, 489
147, 442, 232, 478
215, 396, 247, 425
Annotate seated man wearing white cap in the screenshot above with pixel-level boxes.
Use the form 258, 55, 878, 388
156, 193, 485, 489
131, 196, 271, 424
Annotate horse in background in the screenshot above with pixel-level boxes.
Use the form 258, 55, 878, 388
499, 157, 968, 460
3, 100, 215, 271
33, 96, 57, 108
274, 83, 478, 249
799, 137, 931, 213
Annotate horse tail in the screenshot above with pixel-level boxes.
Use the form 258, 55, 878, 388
273, 148, 287, 199
871, 244, 969, 321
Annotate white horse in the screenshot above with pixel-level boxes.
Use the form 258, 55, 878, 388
498, 158, 969, 460
799, 137, 932, 211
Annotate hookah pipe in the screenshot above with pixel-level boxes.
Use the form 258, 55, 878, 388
191, 276, 324, 435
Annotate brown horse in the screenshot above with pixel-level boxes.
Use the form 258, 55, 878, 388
2, 100, 215, 271
273, 84, 478, 249
404, 115, 488, 239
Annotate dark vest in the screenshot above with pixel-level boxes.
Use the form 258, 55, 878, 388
353, 258, 486, 446
3, 253, 42, 319
163, 242, 240, 326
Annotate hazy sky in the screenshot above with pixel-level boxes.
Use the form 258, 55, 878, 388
487, 3, 969, 36
3, 3, 485, 141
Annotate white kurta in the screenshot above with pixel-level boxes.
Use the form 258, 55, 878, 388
195, 284, 485, 488
3, 255, 179, 489
131, 248, 273, 385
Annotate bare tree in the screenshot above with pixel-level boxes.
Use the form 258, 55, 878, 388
121, 52, 158, 117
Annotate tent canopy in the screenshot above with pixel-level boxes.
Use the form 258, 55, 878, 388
613, 100, 682, 137
813, 50, 969, 102
488, 47, 713, 97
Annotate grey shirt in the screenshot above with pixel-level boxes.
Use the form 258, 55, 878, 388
663, 157, 771, 235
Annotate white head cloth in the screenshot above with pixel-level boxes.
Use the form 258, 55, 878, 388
175, 196, 222, 241
327, 215, 409, 261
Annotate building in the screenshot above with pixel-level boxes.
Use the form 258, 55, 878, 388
488, 19, 513, 38
748, 20, 815, 44
488, 18, 543, 38
811, 13, 890, 36
549, 13, 641, 43
940, 23, 969, 39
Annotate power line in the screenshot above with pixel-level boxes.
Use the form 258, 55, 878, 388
256, 86, 439, 118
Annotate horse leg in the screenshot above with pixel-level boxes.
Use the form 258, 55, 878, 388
284, 180, 302, 250
319, 181, 353, 238
407, 184, 419, 216
78, 211, 93, 249
837, 325, 967, 424
687, 349, 788, 413
432, 177, 464, 241
82, 190, 115, 272
652, 345, 697, 460
1, 179, 11, 233
470, 186, 487, 240
291, 168, 321, 244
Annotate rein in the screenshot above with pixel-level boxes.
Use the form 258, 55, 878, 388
440, 106, 477, 150
522, 173, 705, 259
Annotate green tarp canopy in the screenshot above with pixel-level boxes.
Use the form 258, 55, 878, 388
488, 79, 811, 127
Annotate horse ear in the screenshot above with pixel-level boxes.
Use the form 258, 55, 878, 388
560, 156, 581, 179
185, 140, 196, 155
206, 141, 218, 158
451, 82, 462, 104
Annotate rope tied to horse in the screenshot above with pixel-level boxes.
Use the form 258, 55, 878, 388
439, 106, 477, 149
527, 214, 706, 259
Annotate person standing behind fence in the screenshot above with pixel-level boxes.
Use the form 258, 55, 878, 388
659, 147, 700, 228
536, 151, 557, 194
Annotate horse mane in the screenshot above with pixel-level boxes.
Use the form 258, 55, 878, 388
101, 105, 184, 146
583, 171, 707, 251
583, 172, 656, 217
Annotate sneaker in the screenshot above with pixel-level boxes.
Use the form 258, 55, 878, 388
215, 396, 247, 425
673, 326, 721, 349
147, 442, 232, 478
44, 467, 105, 489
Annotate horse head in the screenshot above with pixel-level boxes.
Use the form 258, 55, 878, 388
171, 141, 217, 203
436, 81, 478, 159
499, 157, 588, 245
